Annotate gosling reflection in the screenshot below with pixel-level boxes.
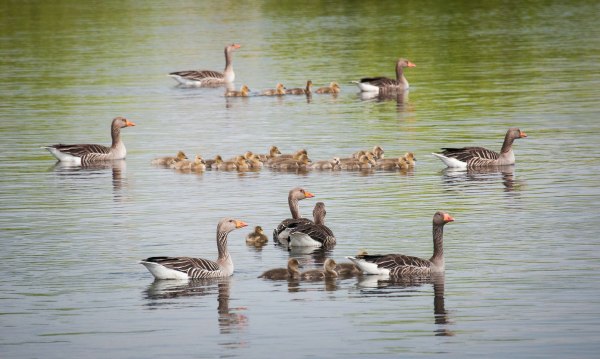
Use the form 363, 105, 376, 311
441, 165, 523, 192
143, 278, 248, 334
357, 274, 454, 336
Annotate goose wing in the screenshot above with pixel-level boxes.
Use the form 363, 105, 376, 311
358, 254, 431, 276
440, 146, 499, 162
47, 143, 111, 157
359, 76, 396, 87
143, 256, 220, 276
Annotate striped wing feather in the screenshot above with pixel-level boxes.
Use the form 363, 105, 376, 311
359, 254, 432, 276
290, 222, 336, 246
359, 76, 396, 87
273, 218, 313, 242
440, 146, 499, 165
145, 256, 220, 278
170, 70, 224, 81
50, 143, 111, 157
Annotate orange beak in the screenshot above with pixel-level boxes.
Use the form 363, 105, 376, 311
304, 191, 315, 198
520, 131, 527, 138
407, 61, 416, 67
443, 213, 455, 223
235, 220, 248, 228
126, 120, 136, 127
233, 44, 241, 49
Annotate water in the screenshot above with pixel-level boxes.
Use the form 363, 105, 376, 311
1, 1, 600, 357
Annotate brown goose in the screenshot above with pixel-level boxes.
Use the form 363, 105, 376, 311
190, 155, 207, 172
247, 154, 264, 169
347, 211, 454, 277
246, 225, 268, 245
261, 83, 286, 96
257, 145, 282, 162
289, 202, 336, 248
286, 80, 313, 95
375, 157, 402, 170
152, 150, 187, 166
224, 84, 250, 97
300, 258, 338, 280
169, 43, 241, 86
273, 187, 315, 245
353, 58, 416, 93
140, 218, 247, 279
432, 128, 527, 169
311, 157, 341, 170
258, 258, 301, 280
336, 251, 367, 277
315, 82, 340, 94
43, 116, 136, 165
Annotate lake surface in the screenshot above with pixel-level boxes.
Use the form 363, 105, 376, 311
1, 1, 600, 358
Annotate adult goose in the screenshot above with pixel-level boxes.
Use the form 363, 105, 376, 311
432, 128, 527, 169
169, 43, 241, 86
347, 211, 454, 277
273, 187, 315, 245
300, 258, 338, 280
43, 116, 136, 165
258, 258, 301, 280
289, 202, 336, 248
353, 58, 416, 93
140, 218, 247, 280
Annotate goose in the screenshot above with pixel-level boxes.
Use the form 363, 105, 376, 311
339, 155, 375, 170
140, 218, 247, 279
353, 58, 416, 93
258, 258, 301, 280
270, 153, 311, 170
432, 128, 527, 169
261, 83, 286, 96
246, 226, 268, 245
190, 155, 207, 172
397, 157, 411, 170
43, 116, 136, 165
403, 152, 417, 167
224, 84, 250, 97
169, 43, 241, 86
152, 150, 187, 166
267, 149, 308, 166
286, 80, 313, 95
289, 202, 336, 248
273, 187, 315, 245
300, 258, 338, 280
217, 156, 241, 171
257, 145, 281, 162
205, 155, 223, 169
347, 211, 454, 277
315, 82, 340, 94
310, 157, 341, 170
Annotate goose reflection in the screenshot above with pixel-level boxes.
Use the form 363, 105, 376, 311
51, 160, 127, 198
143, 278, 248, 334
441, 165, 523, 192
358, 90, 411, 112
357, 273, 454, 336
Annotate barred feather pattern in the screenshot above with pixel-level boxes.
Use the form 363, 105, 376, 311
358, 76, 397, 87
440, 146, 500, 168
170, 70, 224, 81
273, 218, 313, 243
357, 254, 432, 277
289, 222, 336, 247
143, 231, 233, 279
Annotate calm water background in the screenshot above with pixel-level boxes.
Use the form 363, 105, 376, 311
1, 1, 600, 357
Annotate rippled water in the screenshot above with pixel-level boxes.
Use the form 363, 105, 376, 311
1, 1, 600, 358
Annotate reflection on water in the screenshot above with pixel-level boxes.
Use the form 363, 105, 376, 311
441, 165, 524, 192
144, 278, 248, 336
357, 274, 453, 337
52, 160, 128, 199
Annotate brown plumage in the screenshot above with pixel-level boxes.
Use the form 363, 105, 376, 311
261, 83, 286, 96
273, 187, 315, 246
225, 84, 250, 97
286, 80, 313, 95
169, 43, 241, 86
353, 58, 416, 92
258, 258, 301, 280
246, 225, 268, 245
152, 150, 188, 166
315, 82, 340, 94
300, 258, 338, 280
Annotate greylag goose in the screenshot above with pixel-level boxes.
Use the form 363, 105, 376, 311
310, 157, 341, 170
403, 152, 417, 167
257, 145, 281, 162
43, 116, 136, 165
169, 43, 241, 86
152, 150, 187, 166
203, 155, 222, 169
140, 218, 247, 279
267, 149, 308, 166
247, 154, 263, 169
336, 250, 367, 276
353, 58, 416, 93
270, 153, 311, 170
315, 82, 340, 94
286, 80, 313, 95
246, 226, 268, 245
289, 202, 336, 248
347, 211, 454, 277
339, 155, 375, 170
261, 83, 286, 96
273, 187, 315, 245
190, 155, 207, 172
375, 157, 402, 170
258, 258, 301, 280
235, 156, 250, 172
432, 128, 527, 169
300, 258, 338, 280
225, 84, 250, 97
353, 146, 384, 160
